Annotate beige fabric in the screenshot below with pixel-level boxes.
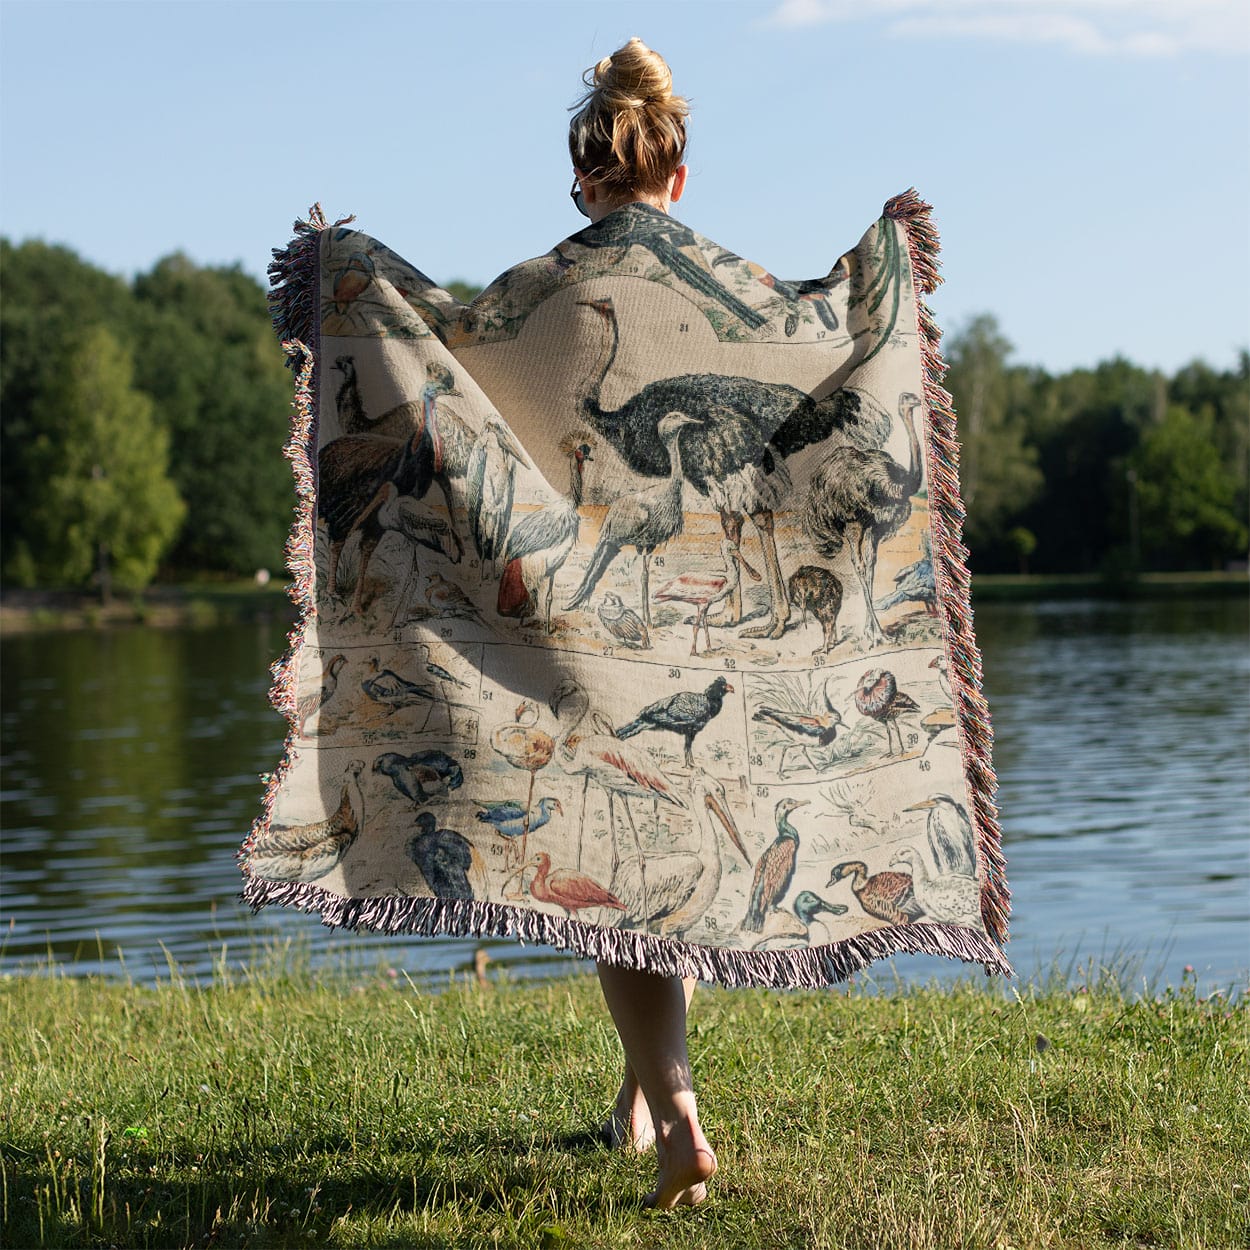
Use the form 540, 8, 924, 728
241, 199, 1010, 985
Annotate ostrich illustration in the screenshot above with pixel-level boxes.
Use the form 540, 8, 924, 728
496, 438, 593, 633
576, 298, 892, 639
466, 414, 530, 578
563, 412, 701, 627
803, 392, 924, 647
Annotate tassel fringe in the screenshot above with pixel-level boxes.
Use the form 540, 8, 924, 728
884, 188, 1010, 948
240, 872, 1013, 987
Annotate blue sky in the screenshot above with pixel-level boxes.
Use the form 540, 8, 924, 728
2, 0, 1246, 374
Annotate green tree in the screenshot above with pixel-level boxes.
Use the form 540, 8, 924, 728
943, 315, 1043, 564
26, 327, 185, 597
131, 256, 293, 574
1129, 405, 1246, 570
1, 239, 138, 581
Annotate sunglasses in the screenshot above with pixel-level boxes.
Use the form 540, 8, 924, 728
570, 176, 589, 219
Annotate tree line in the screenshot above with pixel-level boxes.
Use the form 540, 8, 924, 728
1, 239, 1245, 595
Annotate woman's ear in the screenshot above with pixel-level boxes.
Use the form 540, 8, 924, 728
669, 164, 689, 203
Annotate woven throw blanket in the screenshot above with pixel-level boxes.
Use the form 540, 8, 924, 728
240, 192, 1011, 987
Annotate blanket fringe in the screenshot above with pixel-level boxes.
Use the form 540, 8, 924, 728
238, 208, 336, 871
241, 872, 1013, 987
884, 189, 1010, 948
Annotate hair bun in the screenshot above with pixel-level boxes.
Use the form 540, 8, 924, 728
569, 38, 689, 197
594, 36, 673, 109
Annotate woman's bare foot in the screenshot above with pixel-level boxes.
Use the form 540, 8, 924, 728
644, 1118, 717, 1209
602, 1077, 655, 1151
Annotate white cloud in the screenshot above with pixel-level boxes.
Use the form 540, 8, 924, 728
765, 0, 1250, 57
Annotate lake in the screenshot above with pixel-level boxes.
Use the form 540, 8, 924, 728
2, 596, 1246, 992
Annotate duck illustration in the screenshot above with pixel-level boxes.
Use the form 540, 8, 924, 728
749, 889, 847, 950
246, 760, 365, 883
828, 860, 923, 925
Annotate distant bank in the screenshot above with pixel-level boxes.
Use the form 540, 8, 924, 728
0, 570, 1245, 634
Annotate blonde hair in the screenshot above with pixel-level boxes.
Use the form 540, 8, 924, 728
568, 38, 688, 198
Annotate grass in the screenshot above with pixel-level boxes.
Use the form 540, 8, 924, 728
1, 961, 1246, 1250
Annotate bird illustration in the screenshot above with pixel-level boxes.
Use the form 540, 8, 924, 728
749, 890, 847, 951
875, 534, 936, 617
296, 653, 347, 737
787, 565, 844, 655
929, 653, 952, 702
550, 679, 687, 888
654, 539, 762, 656
496, 438, 592, 633
571, 207, 769, 328
490, 701, 557, 860
331, 356, 369, 433
475, 796, 563, 868
889, 846, 980, 926
854, 669, 920, 757
751, 678, 844, 777
563, 411, 701, 628
348, 480, 465, 629
466, 414, 530, 577
246, 760, 365, 883
596, 592, 651, 649
425, 661, 470, 689
605, 772, 750, 936
373, 750, 464, 806
405, 812, 486, 900
803, 392, 924, 648
828, 860, 924, 925
331, 251, 375, 315
577, 298, 894, 639
742, 798, 809, 932
317, 362, 461, 611
512, 851, 626, 919
615, 676, 735, 769
361, 657, 439, 715
907, 794, 977, 877
424, 573, 488, 626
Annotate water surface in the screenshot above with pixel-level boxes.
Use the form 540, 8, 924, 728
2, 597, 1246, 991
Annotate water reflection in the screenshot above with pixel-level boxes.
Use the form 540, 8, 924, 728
2, 597, 1246, 990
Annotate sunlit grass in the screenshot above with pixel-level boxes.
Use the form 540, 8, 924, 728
2, 959, 1246, 1249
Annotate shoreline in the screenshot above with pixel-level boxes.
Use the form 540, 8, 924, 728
1, 570, 1245, 635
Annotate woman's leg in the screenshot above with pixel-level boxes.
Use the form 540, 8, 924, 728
596, 964, 717, 1208
603, 977, 696, 1151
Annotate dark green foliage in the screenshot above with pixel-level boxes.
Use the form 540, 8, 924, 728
943, 317, 1249, 575
130, 255, 293, 574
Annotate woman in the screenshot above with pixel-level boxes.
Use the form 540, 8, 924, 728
247, 32, 1009, 1221
565, 37, 716, 1211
